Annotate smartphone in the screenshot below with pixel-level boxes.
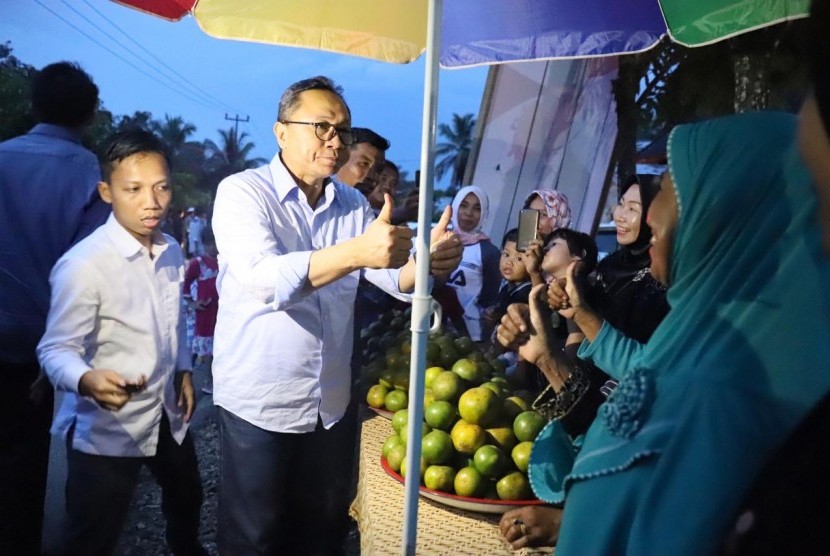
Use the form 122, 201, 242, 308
516, 209, 539, 252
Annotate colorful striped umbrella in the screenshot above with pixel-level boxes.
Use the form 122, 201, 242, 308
113, 0, 807, 66
109, 1, 810, 554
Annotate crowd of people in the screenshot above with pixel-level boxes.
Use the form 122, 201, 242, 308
1, 3, 830, 554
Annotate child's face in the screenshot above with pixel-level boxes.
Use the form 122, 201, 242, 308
541, 237, 576, 279
500, 241, 529, 283
98, 152, 171, 249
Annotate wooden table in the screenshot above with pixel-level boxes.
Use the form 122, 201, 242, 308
350, 412, 553, 555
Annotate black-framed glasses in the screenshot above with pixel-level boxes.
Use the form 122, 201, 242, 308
280, 120, 356, 146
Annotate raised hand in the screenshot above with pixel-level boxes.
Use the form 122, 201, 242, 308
361, 193, 414, 269
522, 238, 544, 276
428, 205, 463, 278
496, 302, 530, 353
550, 261, 587, 319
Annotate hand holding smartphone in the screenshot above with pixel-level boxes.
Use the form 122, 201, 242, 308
517, 209, 539, 252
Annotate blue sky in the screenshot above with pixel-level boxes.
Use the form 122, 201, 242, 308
1, 0, 488, 187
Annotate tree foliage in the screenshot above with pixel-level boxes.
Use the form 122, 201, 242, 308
611, 19, 809, 187
0, 42, 267, 212
435, 112, 476, 195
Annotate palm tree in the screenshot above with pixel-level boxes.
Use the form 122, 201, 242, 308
204, 127, 267, 184
435, 113, 476, 194
151, 114, 196, 158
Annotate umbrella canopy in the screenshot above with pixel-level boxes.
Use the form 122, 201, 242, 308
114, 0, 807, 66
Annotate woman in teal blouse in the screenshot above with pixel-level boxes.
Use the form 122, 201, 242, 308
529, 111, 830, 555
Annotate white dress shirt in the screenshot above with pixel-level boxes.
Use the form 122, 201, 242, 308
37, 214, 190, 457
212, 154, 410, 433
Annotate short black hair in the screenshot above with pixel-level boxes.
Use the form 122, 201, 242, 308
546, 228, 598, 275
352, 127, 390, 151
31, 62, 98, 128
101, 130, 170, 182
380, 159, 399, 176
502, 228, 519, 247
277, 75, 350, 121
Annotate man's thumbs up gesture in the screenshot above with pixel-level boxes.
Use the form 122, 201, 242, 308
361, 193, 414, 269
428, 205, 463, 278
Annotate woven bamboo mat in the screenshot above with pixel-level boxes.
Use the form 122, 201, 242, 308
350, 412, 554, 555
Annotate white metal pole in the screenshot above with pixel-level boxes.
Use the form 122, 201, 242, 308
401, 0, 441, 554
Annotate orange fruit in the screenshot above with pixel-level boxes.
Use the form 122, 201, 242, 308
425, 341, 441, 363
424, 465, 456, 493
438, 346, 460, 369
421, 430, 454, 465
382, 434, 404, 459
424, 366, 444, 389
384, 389, 408, 412
486, 426, 518, 453
457, 387, 501, 428
392, 369, 410, 392
431, 370, 462, 404
391, 409, 409, 434
513, 411, 546, 442
503, 396, 529, 421
424, 400, 457, 431
453, 336, 474, 356
386, 444, 406, 473
496, 471, 532, 500
379, 368, 395, 389
473, 444, 509, 479
453, 466, 485, 498
366, 384, 389, 409
422, 388, 435, 408
452, 358, 485, 384
480, 381, 506, 399
511, 441, 533, 473
451, 420, 486, 455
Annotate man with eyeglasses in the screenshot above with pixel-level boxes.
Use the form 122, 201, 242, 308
211, 75, 463, 555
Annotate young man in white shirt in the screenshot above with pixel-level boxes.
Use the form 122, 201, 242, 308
37, 130, 204, 556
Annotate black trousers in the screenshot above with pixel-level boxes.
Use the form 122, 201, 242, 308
0, 360, 53, 556
63, 413, 203, 556
217, 404, 357, 556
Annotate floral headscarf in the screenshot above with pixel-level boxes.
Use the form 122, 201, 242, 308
524, 189, 572, 231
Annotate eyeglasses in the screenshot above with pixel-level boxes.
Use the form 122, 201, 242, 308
280, 120, 356, 146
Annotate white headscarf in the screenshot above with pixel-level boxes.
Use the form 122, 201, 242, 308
450, 185, 490, 245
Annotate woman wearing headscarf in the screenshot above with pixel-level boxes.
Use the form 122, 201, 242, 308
589, 175, 668, 343
498, 177, 669, 549
721, 3, 830, 552
443, 186, 501, 341
527, 111, 830, 555
524, 189, 572, 237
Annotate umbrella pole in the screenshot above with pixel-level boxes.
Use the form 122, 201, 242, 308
402, 0, 441, 554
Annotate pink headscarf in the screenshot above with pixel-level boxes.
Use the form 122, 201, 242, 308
524, 189, 572, 230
